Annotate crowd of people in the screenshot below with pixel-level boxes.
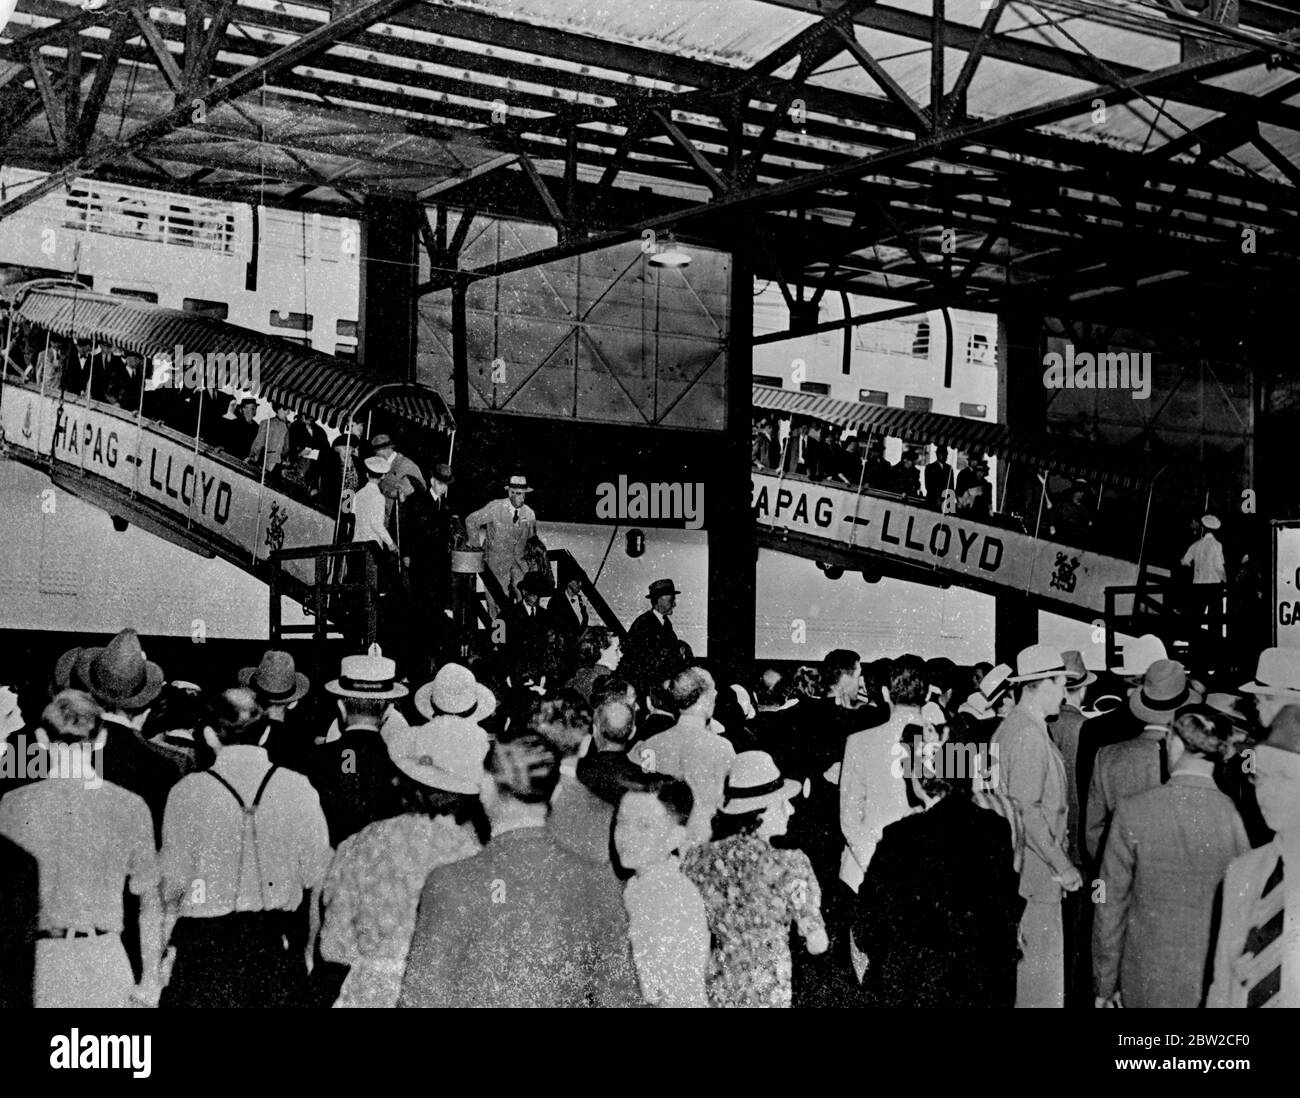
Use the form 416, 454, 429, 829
2, 600, 1297, 1009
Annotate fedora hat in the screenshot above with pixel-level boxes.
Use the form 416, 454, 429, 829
325, 651, 408, 701
1205, 692, 1250, 728
505, 473, 533, 492
1111, 633, 1167, 678
1240, 647, 1300, 701
1061, 650, 1097, 689
646, 578, 681, 600
431, 462, 454, 484
413, 663, 496, 722
957, 692, 997, 721
388, 724, 488, 794
369, 433, 395, 450
238, 650, 310, 706
75, 629, 164, 710
721, 751, 801, 814
517, 572, 552, 598
364, 454, 393, 475
1129, 659, 1202, 725
979, 663, 1013, 699
1008, 645, 1068, 684
53, 646, 83, 691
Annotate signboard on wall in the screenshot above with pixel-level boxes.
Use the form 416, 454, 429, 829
752, 472, 1138, 614
1, 386, 335, 587
1272, 521, 1300, 648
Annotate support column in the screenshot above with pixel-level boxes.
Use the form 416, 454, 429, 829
358, 194, 419, 377
451, 275, 469, 422
996, 308, 1048, 658
707, 246, 756, 675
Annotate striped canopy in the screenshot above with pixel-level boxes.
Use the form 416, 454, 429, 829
5, 280, 453, 432
752, 384, 1154, 491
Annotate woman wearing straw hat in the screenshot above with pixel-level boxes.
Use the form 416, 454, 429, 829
682, 751, 827, 1008
319, 730, 487, 1008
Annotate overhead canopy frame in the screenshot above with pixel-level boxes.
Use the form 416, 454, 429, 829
752, 383, 1155, 491
4, 279, 454, 433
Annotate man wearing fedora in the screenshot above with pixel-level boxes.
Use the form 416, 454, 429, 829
399, 725, 641, 1007
626, 579, 682, 697
1084, 659, 1202, 867
992, 645, 1081, 1009
465, 473, 538, 612
1095, 705, 1250, 1008
369, 432, 425, 492
66, 629, 182, 840
1208, 703, 1300, 1007
310, 651, 409, 847
238, 650, 312, 775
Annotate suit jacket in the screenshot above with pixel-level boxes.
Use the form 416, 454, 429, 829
1085, 728, 1167, 866
0, 832, 37, 1008
991, 704, 1073, 903
98, 718, 184, 844
625, 609, 679, 695
398, 826, 642, 1007
1076, 707, 1143, 835
924, 460, 954, 506
545, 591, 589, 640
856, 795, 1023, 1007
1094, 772, 1250, 1007
309, 729, 401, 847
1208, 839, 1300, 1008
549, 773, 617, 871
1049, 705, 1086, 865
464, 497, 537, 594
839, 707, 917, 891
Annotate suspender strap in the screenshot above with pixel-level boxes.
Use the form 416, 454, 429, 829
205, 766, 279, 912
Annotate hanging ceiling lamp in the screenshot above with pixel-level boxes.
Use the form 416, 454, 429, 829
648, 232, 692, 269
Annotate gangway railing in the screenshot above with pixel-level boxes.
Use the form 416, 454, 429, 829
468, 547, 626, 639
268, 542, 383, 649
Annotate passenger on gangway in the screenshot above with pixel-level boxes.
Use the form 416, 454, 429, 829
465, 472, 539, 612
247, 404, 292, 475
890, 448, 923, 497
924, 445, 955, 509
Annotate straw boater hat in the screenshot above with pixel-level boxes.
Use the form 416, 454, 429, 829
1201, 514, 1221, 531
1111, 633, 1167, 679
325, 651, 408, 701
413, 663, 496, 722
1007, 645, 1069, 684
721, 751, 801, 814
74, 629, 164, 710
387, 723, 488, 794
238, 650, 310, 707
364, 454, 393, 475
646, 578, 681, 600
957, 663, 1013, 720
1128, 659, 1203, 726
1240, 647, 1300, 703
1061, 650, 1097, 690
505, 474, 533, 493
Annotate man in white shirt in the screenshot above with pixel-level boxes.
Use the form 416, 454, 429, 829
159, 687, 331, 1008
1181, 513, 1227, 651
352, 454, 397, 552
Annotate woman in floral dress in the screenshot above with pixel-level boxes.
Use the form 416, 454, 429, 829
319, 734, 488, 1008
682, 751, 827, 1008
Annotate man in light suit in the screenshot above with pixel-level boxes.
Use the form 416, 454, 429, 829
992, 645, 1081, 1008
625, 579, 683, 697
1085, 659, 1202, 866
465, 473, 539, 613
1094, 706, 1250, 1008
399, 727, 641, 1008
1208, 703, 1300, 1008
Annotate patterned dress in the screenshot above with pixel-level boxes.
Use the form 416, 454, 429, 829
320, 813, 480, 1008
682, 834, 825, 1008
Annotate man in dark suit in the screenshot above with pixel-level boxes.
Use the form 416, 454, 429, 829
856, 760, 1023, 1007
546, 576, 591, 643
506, 572, 552, 678
311, 653, 406, 847
399, 727, 641, 1007
625, 579, 682, 697
0, 833, 37, 1008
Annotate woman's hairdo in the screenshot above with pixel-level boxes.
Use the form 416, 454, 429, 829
488, 729, 560, 804
41, 689, 102, 744
1172, 704, 1236, 760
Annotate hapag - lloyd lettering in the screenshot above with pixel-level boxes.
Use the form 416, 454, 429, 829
879, 509, 1004, 572
147, 448, 232, 524
51, 411, 120, 468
